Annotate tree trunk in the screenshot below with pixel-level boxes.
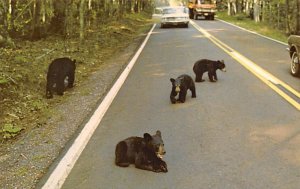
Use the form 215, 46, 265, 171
253, 0, 260, 22
50, 1, 67, 35
80, 0, 85, 43
64, 0, 71, 37
0, 0, 15, 48
9, 0, 17, 35
127, 0, 132, 13
134, 0, 139, 13
41, 0, 46, 23
297, 0, 300, 34
285, 0, 291, 34
227, 0, 231, 15
261, 0, 265, 22
232, 0, 237, 15
31, 0, 43, 40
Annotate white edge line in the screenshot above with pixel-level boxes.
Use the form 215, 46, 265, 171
41, 24, 156, 189
217, 19, 288, 46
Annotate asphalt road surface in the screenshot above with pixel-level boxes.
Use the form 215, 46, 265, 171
52, 20, 300, 189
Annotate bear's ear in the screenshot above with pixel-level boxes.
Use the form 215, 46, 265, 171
156, 130, 161, 137
170, 78, 175, 83
144, 133, 152, 142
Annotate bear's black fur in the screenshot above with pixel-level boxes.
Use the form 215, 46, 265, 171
193, 59, 226, 82
170, 74, 196, 104
46, 57, 76, 99
115, 130, 168, 173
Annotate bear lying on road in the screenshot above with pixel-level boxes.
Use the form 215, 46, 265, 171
115, 130, 168, 173
46, 57, 76, 99
170, 74, 196, 104
193, 59, 226, 82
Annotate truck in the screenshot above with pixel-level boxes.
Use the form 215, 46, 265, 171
188, 0, 216, 20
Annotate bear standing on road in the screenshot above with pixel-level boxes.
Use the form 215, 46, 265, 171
46, 57, 76, 99
193, 59, 226, 82
115, 130, 168, 173
170, 74, 196, 104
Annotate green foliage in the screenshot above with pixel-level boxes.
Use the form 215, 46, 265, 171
0, 123, 23, 139
217, 11, 288, 43
0, 12, 153, 142
1, 0, 155, 39
14, 55, 29, 64
0, 77, 8, 84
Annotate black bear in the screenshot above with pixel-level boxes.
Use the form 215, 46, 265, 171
115, 130, 168, 173
193, 59, 226, 82
46, 57, 76, 99
170, 74, 196, 104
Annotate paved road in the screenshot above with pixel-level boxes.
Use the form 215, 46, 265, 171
59, 20, 300, 189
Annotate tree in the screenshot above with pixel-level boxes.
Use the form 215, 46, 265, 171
0, 0, 155, 47
79, 0, 85, 43
0, 0, 15, 48
31, 0, 43, 40
297, 0, 300, 34
253, 0, 260, 22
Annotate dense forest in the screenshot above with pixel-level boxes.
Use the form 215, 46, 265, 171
0, 0, 155, 47
220, 0, 300, 35
1, 0, 299, 48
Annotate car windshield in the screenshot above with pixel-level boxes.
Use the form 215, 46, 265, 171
163, 7, 188, 14
195, 0, 214, 4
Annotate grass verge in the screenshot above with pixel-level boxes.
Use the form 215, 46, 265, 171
217, 11, 288, 43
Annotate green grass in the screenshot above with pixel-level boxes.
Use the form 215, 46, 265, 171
217, 11, 288, 43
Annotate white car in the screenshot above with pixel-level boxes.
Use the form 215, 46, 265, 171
160, 6, 190, 28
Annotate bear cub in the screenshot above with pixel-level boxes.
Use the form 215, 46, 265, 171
46, 57, 76, 99
115, 130, 168, 173
170, 74, 196, 104
193, 59, 226, 82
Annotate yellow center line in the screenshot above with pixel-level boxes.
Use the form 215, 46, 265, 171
190, 20, 300, 111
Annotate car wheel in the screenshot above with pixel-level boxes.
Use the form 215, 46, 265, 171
291, 51, 300, 76
189, 9, 194, 19
193, 14, 197, 20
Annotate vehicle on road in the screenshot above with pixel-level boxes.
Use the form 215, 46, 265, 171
188, 0, 216, 20
287, 35, 300, 76
160, 6, 190, 28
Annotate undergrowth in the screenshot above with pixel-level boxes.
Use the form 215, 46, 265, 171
0, 13, 153, 142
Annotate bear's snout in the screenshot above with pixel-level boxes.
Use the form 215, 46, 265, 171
221, 68, 226, 72
175, 86, 180, 92
157, 145, 166, 158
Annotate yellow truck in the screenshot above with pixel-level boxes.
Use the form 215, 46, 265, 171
188, 0, 216, 20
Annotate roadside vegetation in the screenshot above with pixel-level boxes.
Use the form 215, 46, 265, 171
0, 1, 154, 143
217, 11, 288, 43
217, 0, 300, 36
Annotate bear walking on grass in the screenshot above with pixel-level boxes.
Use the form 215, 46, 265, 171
193, 59, 226, 82
46, 57, 76, 99
115, 130, 168, 173
170, 74, 196, 104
